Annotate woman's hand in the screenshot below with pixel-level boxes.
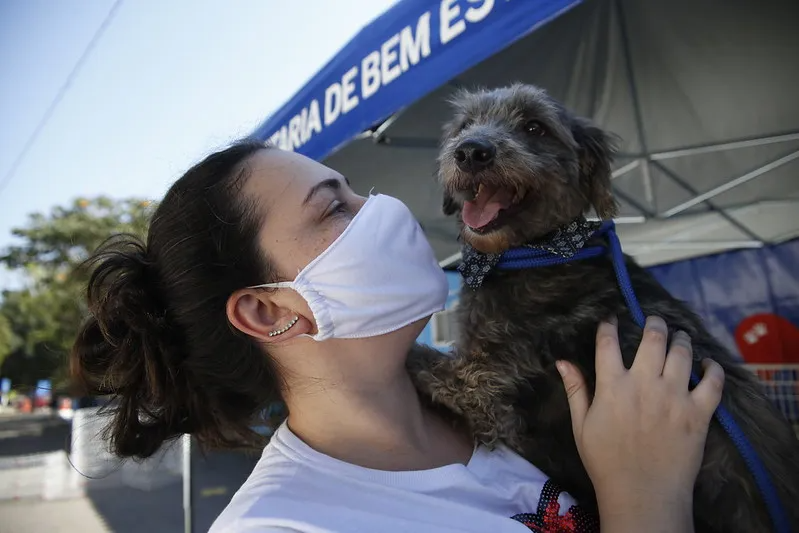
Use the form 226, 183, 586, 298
556, 316, 725, 532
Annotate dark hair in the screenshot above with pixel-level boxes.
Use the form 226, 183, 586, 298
71, 139, 282, 459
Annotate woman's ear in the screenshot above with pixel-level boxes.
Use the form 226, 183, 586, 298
226, 289, 310, 343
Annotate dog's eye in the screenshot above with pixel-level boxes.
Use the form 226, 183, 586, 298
524, 120, 546, 136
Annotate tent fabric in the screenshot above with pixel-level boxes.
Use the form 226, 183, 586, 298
255, 0, 799, 423
254, 0, 799, 268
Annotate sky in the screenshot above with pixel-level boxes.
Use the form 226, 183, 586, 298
0, 0, 397, 289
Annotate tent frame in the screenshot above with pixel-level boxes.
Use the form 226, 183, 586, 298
348, 0, 797, 268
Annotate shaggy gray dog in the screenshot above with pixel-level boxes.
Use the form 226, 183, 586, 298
408, 84, 799, 533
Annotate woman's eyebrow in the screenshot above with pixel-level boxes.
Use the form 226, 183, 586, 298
302, 178, 341, 206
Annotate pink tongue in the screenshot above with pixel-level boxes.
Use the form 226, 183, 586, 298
461, 185, 514, 229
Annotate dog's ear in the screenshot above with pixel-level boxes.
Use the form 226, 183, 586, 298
442, 190, 459, 215
572, 117, 619, 220
438, 115, 461, 217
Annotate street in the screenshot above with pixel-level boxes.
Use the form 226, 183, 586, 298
0, 411, 260, 532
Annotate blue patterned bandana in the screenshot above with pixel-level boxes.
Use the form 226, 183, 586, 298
458, 217, 602, 290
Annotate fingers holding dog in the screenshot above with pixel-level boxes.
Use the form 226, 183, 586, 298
662, 330, 694, 391
575, 315, 723, 511
594, 317, 626, 387
691, 358, 725, 424
556, 360, 590, 443
630, 315, 669, 378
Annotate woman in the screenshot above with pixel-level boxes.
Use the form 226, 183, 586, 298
71, 140, 725, 532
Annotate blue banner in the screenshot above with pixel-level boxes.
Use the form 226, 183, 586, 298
648, 239, 799, 364
252, 0, 580, 160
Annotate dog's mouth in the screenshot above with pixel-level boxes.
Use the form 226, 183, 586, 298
459, 183, 527, 234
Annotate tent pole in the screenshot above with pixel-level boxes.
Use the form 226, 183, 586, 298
614, 188, 656, 218
611, 159, 641, 180
617, 131, 799, 160
663, 149, 799, 217
691, 198, 799, 213
439, 252, 462, 269
649, 131, 799, 161
375, 137, 439, 149
652, 161, 763, 243
613, 0, 654, 206
182, 434, 193, 533
372, 113, 405, 142
624, 240, 763, 251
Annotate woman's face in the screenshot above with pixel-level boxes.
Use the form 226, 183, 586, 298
243, 148, 368, 284
231, 147, 430, 354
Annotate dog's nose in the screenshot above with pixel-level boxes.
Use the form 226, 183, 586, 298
454, 140, 495, 171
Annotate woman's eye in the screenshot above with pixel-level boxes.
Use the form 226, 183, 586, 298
325, 201, 349, 218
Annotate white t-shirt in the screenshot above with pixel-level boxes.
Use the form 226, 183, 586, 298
209, 422, 599, 533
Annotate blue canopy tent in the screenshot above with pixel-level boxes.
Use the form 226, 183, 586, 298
250, 0, 799, 365
179, 4, 797, 529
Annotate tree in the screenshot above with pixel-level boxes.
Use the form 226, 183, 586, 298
0, 313, 15, 370
0, 196, 155, 389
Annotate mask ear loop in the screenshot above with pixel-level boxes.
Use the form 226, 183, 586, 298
248, 267, 303, 290
248, 281, 294, 290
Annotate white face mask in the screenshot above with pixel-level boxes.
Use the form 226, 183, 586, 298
251, 193, 449, 341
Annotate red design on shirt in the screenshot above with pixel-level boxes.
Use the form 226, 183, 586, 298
510, 479, 599, 532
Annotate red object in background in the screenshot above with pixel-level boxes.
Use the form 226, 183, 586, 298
734, 313, 799, 364
33, 395, 49, 409
18, 397, 32, 413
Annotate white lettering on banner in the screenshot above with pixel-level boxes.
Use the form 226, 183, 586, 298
288, 114, 302, 149
341, 66, 359, 114
362, 51, 381, 100
324, 64, 359, 127
400, 13, 431, 71
307, 100, 323, 139
440, 0, 465, 44
362, 12, 431, 100
465, 0, 494, 23
324, 83, 342, 126
381, 34, 402, 86
266, 0, 497, 153
441, 0, 495, 45
267, 99, 324, 151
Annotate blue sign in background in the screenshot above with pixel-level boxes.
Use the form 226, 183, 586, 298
34, 379, 51, 399
419, 238, 799, 361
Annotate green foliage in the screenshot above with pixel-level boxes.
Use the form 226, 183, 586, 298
0, 196, 155, 389
0, 313, 16, 370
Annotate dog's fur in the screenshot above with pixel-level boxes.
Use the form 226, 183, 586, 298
408, 84, 799, 532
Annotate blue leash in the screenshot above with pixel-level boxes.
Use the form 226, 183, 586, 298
496, 221, 791, 533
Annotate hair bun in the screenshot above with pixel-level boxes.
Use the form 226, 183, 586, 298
88, 236, 165, 337
73, 234, 191, 458
72, 141, 286, 462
